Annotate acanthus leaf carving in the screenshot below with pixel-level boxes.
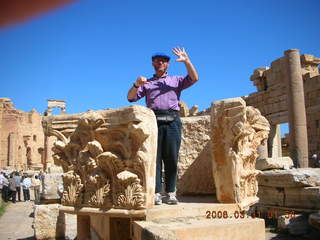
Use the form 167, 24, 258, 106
44, 107, 152, 210
211, 98, 270, 210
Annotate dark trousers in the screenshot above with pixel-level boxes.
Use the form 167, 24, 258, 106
10, 190, 16, 203
155, 117, 182, 193
2, 186, 9, 202
16, 186, 21, 201
23, 189, 30, 201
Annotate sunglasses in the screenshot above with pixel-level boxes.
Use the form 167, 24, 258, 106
153, 58, 169, 63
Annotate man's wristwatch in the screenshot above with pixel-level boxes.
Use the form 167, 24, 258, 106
133, 83, 139, 88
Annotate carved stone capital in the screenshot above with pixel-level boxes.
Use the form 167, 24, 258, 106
211, 98, 270, 210
42, 105, 157, 210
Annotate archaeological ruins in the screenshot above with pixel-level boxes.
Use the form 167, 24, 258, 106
1, 49, 320, 239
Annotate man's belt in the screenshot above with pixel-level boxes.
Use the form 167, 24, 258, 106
153, 109, 179, 122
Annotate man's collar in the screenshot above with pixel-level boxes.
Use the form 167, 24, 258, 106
153, 72, 168, 79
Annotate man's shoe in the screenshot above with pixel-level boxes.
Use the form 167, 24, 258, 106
167, 192, 178, 205
155, 193, 162, 205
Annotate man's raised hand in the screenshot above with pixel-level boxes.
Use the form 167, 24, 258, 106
135, 76, 149, 86
172, 47, 190, 63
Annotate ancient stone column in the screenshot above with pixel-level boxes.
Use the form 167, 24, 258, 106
8, 132, 16, 167
284, 49, 309, 167
44, 135, 49, 171
268, 125, 282, 158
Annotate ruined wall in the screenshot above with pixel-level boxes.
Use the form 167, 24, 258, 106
303, 55, 320, 162
244, 53, 320, 166
0, 98, 53, 170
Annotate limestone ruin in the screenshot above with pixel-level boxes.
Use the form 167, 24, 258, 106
1, 49, 320, 239
211, 98, 270, 209
43, 106, 158, 210
246, 50, 320, 167
0, 98, 49, 170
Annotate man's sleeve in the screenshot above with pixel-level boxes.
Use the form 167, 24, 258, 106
128, 85, 147, 102
178, 75, 196, 90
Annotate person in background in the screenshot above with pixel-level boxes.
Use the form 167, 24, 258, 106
22, 174, 31, 201
9, 173, 17, 203
14, 171, 22, 201
0, 171, 4, 196
1, 174, 9, 202
32, 175, 41, 204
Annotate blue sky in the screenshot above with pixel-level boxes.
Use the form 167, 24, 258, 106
1, 0, 319, 124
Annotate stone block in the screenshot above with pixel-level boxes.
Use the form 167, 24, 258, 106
43, 173, 63, 200
133, 217, 265, 240
309, 211, 320, 230
65, 213, 77, 240
257, 186, 284, 206
256, 157, 293, 170
178, 116, 215, 195
189, 105, 199, 116
34, 204, 65, 239
284, 187, 320, 209
179, 101, 189, 117
258, 168, 320, 188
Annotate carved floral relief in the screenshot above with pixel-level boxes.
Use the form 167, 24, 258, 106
211, 98, 270, 210
44, 107, 156, 210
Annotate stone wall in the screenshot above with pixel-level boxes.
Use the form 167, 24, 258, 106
0, 98, 54, 170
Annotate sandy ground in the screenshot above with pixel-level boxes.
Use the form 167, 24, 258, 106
0, 200, 35, 240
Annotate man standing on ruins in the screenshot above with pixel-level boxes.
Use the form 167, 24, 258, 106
127, 47, 199, 205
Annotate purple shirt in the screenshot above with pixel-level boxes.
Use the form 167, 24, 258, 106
129, 74, 195, 110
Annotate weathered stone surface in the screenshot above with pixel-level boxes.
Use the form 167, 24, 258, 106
284, 187, 320, 209
278, 214, 310, 235
177, 116, 215, 195
34, 204, 65, 239
43, 105, 157, 210
179, 101, 189, 117
65, 213, 77, 240
47, 165, 63, 174
189, 105, 199, 116
257, 186, 284, 206
258, 168, 320, 188
133, 217, 265, 240
211, 97, 270, 209
43, 173, 63, 200
309, 211, 320, 230
258, 186, 320, 209
255, 157, 293, 170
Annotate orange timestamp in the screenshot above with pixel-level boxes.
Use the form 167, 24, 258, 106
205, 210, 296, 219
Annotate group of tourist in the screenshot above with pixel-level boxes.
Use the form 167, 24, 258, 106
0, 170, 43, 204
